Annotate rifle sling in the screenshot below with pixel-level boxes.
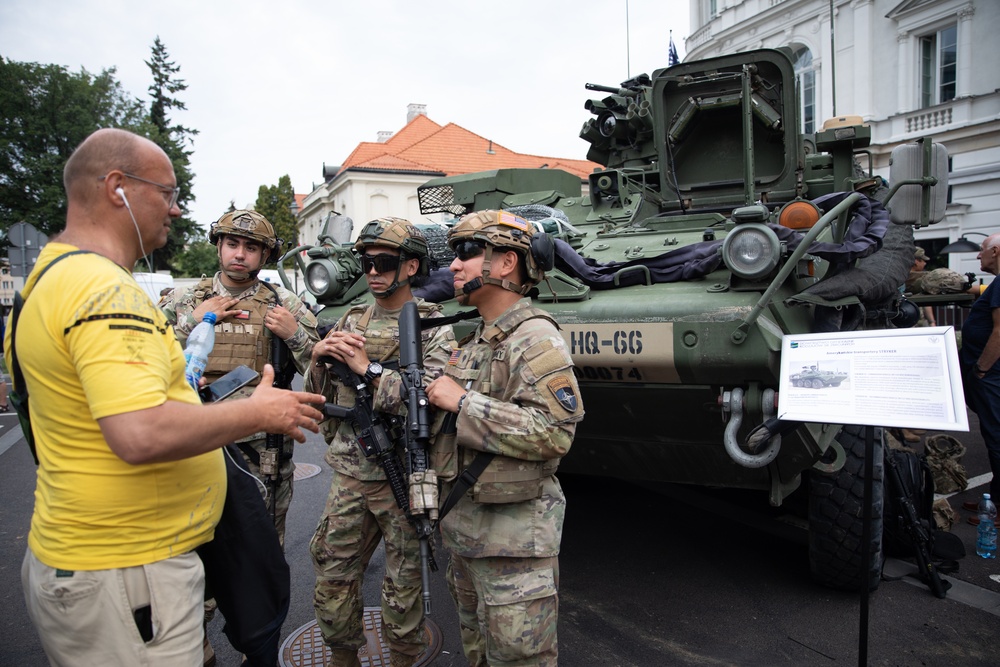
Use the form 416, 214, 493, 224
437, 452, 495, 523
419, 309, 480, 331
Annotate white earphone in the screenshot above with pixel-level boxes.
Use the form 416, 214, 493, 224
116, 187, 131, 210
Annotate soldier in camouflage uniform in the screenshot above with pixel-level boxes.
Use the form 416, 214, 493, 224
425, 210, 584, 667
307, 218, 455, 667
161, 209, 318, 544
161, 209, 318, 666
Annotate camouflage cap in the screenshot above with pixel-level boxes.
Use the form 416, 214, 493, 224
210, 209, 282, 262
919, 268, 966, 294
913, 247, 930, 262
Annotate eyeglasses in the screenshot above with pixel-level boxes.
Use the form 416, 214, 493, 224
453, 240, 485, 261
100, 172, 181, 208
361, 253, 401, 274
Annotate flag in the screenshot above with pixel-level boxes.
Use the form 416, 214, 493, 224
668, 31, 679, 67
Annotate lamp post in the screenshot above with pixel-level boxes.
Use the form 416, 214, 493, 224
940, 231, 989, 254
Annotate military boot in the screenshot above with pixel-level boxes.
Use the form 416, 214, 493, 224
326, 648, 362, 667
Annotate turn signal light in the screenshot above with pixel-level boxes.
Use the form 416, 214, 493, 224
778, 200, 821, 230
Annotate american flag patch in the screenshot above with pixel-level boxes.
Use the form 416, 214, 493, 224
497, 211, 529, 231
448, 349, 462, 365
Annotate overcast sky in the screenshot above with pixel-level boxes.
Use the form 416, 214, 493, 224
0, 0, 690, 232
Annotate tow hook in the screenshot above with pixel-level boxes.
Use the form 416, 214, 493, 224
720, 387, 781, 468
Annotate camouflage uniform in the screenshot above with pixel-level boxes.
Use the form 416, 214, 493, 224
438, 298, 584, 667
307, 300, 455, 663
161, 272, 318, 545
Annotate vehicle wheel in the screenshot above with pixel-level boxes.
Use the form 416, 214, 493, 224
417, 224, 455, 270
812, 379, 824, 389
808, 424, 884, 591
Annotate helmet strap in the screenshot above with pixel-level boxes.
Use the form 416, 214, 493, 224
369, 263, 409, 299
454, 245, 528, 298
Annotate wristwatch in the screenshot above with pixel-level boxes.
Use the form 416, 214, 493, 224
364, 362, 383, 384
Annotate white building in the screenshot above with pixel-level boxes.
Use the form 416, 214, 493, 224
686, 0, 1000, 274
297, 104, 598, 247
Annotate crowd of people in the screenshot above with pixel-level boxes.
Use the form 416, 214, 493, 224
8, 127, 584, 667
10, 125, 998, 667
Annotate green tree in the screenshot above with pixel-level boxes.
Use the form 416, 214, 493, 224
144, 36, 199, 271
255, 175, 298, 266
173, 239, 219, 278
0, 57, 146, 237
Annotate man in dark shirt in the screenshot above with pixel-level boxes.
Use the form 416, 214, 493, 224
960, 233, 1000, 505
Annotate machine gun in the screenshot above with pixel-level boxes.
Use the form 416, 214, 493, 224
398, 301, 438, 616
884, 447, 950, 599
261, 325, 297, 521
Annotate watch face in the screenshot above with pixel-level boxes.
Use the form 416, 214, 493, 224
368, 362, 383, 376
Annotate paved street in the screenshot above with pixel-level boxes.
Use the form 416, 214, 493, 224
2, 407, 999, 666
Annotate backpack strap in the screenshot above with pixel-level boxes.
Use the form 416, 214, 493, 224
11, 250, 95, 464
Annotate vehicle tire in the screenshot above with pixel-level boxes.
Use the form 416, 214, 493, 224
808, 424, 884, 591
417, 224, 454, 271
812, 379, 824, 389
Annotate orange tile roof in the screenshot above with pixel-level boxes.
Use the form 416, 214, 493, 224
335, 115, 599, 181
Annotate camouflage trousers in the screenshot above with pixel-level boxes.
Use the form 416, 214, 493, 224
309, 469, 426, 658
446, 553, 559, 667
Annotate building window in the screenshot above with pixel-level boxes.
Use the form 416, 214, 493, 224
792, 46, 816, 135
920, 24, 956, 108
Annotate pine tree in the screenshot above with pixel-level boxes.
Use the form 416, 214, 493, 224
144, 37, 200, 271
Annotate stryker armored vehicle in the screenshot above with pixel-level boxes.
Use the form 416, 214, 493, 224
790, 366, 849, 388
280, 48, 949, 591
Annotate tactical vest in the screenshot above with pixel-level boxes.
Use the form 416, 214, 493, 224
445, 305, 561, 504
330, 301, 443, 409
193, 278, 275, 383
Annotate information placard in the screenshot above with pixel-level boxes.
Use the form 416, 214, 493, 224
777, 326, 969, 431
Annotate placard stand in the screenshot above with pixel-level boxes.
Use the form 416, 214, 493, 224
776, 327, 969, 667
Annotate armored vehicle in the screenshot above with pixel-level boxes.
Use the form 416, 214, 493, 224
281, 48, 948, 591
790, 366, 849, 388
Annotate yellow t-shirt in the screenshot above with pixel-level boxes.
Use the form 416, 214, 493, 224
4, 243, 225, 570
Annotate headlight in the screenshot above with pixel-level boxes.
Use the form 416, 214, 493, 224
306, 261, 333, 296
722, 224, 780, 280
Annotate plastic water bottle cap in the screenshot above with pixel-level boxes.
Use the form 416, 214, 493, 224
203, 312, 218, 325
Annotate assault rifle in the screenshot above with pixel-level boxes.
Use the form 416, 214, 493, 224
884, 447, 949, 599
261, 329, 296, 521
398, 301, 438, 616
320, 364, 412, 520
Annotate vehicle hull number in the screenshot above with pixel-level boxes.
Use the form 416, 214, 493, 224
562, 323, 679, 383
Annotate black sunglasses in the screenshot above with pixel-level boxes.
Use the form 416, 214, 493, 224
361, 253, 401, 274
453, 240, 485, 261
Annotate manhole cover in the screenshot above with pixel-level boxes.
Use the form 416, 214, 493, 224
293, 462, 322, 481
280, 608, 442, 667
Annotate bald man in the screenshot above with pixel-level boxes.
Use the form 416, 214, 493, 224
962, 233, 1000, 512
5, 128, 324, 665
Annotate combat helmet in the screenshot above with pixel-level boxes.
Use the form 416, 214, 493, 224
210, 209, 283, 263
447, 209, 554, 297
354, 217, 429, 298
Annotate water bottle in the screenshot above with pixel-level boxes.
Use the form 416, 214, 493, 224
976, 493, 997, 559
184, 312, 217, 391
